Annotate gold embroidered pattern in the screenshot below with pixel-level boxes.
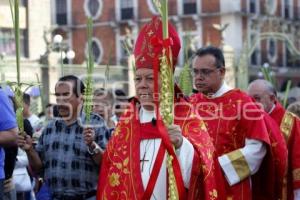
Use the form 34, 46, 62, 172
280, 112, 295, 142
293, 169, 300, 181
147, 30, 154, 36
209, 189, 218, 199
140, 56, 146, 63
109, 173, 120, 187
200, 120, 207, 131
113, 126, 120, 136
227, 149, 251, 181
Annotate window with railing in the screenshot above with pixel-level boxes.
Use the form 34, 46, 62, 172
120, 0, 134, 20
183, 0, 197, 15
55, 0, 67, 25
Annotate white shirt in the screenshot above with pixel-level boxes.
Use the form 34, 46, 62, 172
139, 107, 194, 200
211, 81, 232, 98
27, 114, 43, 132
268, 104, 276, 114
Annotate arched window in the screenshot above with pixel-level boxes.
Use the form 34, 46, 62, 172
84, 0, 103, 20
85, 38, 103, 64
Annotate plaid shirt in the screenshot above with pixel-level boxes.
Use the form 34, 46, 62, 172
35, 112, 110, 196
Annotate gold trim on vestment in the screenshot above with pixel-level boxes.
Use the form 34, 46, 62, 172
227, 149, 251, 181
293, 168, 300, 181
280, 112, 295, 142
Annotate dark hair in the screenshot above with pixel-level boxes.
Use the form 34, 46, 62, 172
58, 75, 85, 97
46, 103, 53, 108
94, 88, 114, 100
23, 93, 31, 105
113, 89, 128, 109
194, 46, 225, 68
113, 89, 127, 101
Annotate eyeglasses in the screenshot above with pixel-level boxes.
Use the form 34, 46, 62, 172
192, 68, 219, 77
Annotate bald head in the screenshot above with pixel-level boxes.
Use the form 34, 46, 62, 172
248, 79, 276, 96
247, 79, 277, 113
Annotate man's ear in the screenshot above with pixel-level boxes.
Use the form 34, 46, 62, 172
79, 94, 84, 102
270, 94, 276, 102
219, 67, 226, 78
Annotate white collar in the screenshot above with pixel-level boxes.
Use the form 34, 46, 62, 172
139, 107, 155, 123
268, 104, 276, 114
211, 82, 232, 98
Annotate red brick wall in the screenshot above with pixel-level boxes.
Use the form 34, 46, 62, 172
94, 26, 116, 64
100, 0, 115, 21
241, 0, 247, 12
72, 0, 86, 25
72, 0, 115, 25
277, 41, 284, 66
277, 0, 282, 16
182, 18, 197, 31
137, 0, 153, 19
72, 28, 86, 64
72, 25, 116, 65
294, 0, 299, 18
202, 0, 220, 13
202, 16, 221, 46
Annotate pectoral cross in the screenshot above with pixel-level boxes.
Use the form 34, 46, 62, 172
140, 152, 149, 172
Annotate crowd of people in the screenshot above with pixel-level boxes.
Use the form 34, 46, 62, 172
0, 16, 300, 200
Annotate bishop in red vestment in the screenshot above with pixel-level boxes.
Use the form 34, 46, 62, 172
190, 47, 276, 200
248, 79, 300, 200
269, 102, 300, 200
97, 17, 222, 200
251, 113, 288, 200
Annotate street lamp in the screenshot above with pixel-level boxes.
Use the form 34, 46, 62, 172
40, 31, 75, 104
53, 34, 63, 44
52, 34, 75, 76
53, 34, 64, 75
65, 49, 75, 62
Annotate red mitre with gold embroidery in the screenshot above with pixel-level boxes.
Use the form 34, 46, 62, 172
133, 16, 181, 69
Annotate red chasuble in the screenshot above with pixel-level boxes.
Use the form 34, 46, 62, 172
251, 113, 288, 200
270, 101, 300, 200
96, 97, 222, 200
190, 89, 271, 200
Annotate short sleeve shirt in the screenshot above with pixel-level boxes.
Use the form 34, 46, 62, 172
35, 112, 110, 196
0, 89, 17, 179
